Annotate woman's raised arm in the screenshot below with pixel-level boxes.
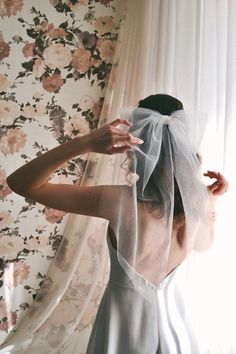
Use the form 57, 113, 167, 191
7, 119, 143, 220
194, 171, 228, 251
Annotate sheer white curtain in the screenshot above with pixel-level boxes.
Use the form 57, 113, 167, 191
103, 0, 236, 352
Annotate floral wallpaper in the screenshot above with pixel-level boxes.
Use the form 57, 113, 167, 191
0, 0, 122, 346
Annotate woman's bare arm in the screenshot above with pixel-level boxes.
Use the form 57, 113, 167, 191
194, 171, 228, 251
7, 119, 142, 221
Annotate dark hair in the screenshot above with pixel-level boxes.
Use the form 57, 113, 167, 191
137, 94, 184, 218
138, 93, 183, 115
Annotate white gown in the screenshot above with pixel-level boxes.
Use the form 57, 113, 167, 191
86, 233, 216, 354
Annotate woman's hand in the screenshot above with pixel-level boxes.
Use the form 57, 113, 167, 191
204, 171, 228, 196
84, 118, 143, 155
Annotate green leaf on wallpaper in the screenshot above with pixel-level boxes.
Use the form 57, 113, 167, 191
30, 6, 37, 14
16, 71, 27, 79
0, 280, 3, 288
22, 58, 36, 71
65, 32, 74, 42
98, 81, 106, 90
0, 259, 4, 271
22, 248, 30, 254
26, 28, 38, 39
36, 272, 45, 279
33, 16, 40, 26
35, 37, 45, 51
19, 302, 30, 310
59, 21, 68, 29
97, 71, 105, 80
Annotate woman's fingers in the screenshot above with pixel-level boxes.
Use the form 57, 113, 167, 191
109, 118, 132, 127
90, 118, 143, 155
109, 145, 131, 154
204, 170, 228, 195
204, 171, 219, 179
113, 133, 143, 146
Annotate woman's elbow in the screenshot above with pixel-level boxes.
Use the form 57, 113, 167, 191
6, 173, 29, 197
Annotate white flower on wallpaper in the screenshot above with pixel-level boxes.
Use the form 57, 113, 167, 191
64, 114, 90, 137
0, 128, 27, 155
0, 236, 24, 260
0, 211, 13, 229
0, 100, 21, 125
44, 44, 72, 70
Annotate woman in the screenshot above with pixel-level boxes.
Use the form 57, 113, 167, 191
7, 94, 228, 353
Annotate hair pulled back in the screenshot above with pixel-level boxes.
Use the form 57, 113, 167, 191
136, 94, 184, 218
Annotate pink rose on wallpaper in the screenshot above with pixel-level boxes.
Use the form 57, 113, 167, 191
0, 210, 13, 229
44, 44, 72, 69
0, 301, 7, 318
92, 100, 103, 120
0, 40, 10, 61
94, 16, 114, 35
97, 39, 116, 62
4, 261, 30, 288
64, 115, 89, 137
0, 74, 10, 91
44, 207, 66, 223
0, 0, 23, 17
40, 20, 54, 33
90, 58, 102, 68
0, 169, 12, 198
42, 74, 64, 93
71, 48, 91, 72
0, 100, 21, 125
0, 235, 24, 260
48, 27, 66, 39
79, 95, 95, 110
32, 58, 45, 78
22, 42, 34, 58
0, 128, 27, 155
0, 311, 17, 331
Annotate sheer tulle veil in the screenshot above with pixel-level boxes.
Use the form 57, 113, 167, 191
98, 106, 210, 302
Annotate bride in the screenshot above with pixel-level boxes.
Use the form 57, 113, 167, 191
7, 94, 228, 353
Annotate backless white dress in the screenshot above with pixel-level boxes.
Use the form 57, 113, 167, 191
86, 232, 214, 354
